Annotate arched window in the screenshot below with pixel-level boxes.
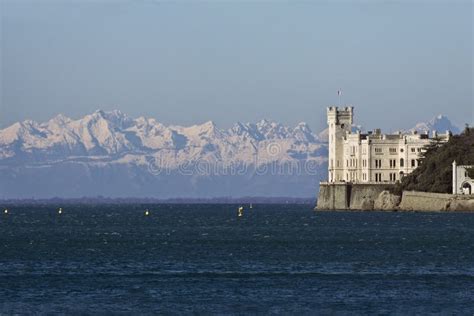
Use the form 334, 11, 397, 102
462, 182, 472, 195
400, 158, 404, 167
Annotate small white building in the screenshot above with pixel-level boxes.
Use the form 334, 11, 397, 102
452, 161, 474, 195
326, 106, 451, 184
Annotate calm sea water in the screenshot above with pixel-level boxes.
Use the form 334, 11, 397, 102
0, 204, 473, 314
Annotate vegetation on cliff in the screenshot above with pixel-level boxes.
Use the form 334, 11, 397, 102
395, 127, 474, 194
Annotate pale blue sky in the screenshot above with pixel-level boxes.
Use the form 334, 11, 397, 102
1, 0, 472, 132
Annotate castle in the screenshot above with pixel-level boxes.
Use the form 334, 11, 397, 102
326, 106, 451, 184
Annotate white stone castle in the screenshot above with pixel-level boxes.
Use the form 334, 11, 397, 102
326, 106, 451, 184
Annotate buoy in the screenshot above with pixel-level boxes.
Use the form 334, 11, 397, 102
145, 209, 150, 216
4, 209, 7, 214
250, 203, 253, 209
238, 206, 243, 217
58, 207, 62, 215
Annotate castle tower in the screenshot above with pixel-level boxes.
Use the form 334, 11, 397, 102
327, 106, 353, 182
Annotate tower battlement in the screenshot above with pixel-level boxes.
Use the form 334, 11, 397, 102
327, 106, 353, 125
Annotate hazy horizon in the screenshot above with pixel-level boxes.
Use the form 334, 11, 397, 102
2, 1, 473, 132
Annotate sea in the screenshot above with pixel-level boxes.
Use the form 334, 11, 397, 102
0, 204, 473, 314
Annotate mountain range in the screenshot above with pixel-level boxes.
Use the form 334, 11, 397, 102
0, 110, 460, 198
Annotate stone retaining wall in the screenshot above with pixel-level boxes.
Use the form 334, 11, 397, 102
399, 191, 474, 211
317, 183, 393, 210
317, 183, 474, 211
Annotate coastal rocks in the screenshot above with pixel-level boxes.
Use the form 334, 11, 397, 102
360, 198, 375, 211
447, 199, 474, 211
374, 191, 401, 211
349, 184, 388, 210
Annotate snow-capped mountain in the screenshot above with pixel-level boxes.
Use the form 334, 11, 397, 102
0, 110, 327, 198
410, 115, 460, 134
1, 110, 459, 199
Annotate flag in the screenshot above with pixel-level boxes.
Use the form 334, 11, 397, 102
337, 89, 342, 96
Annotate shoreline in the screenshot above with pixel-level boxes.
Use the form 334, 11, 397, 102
317, 182, 474, 212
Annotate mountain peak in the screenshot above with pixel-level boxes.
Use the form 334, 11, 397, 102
48, 113, 71, 125
201, 120, 216, 128
412, 114, 460, 134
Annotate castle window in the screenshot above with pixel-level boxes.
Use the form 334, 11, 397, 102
400, 158, 404, 167
411, 159, 416, 167
411, 148, 416, 153
374, 159, 382, 169
375, 148, 382, 154
375, 173, 383, 182
417, 148, 422, 153
389, 148, 397, 154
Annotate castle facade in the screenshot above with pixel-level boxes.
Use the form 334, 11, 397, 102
326, 106, 450, 184
452, 161, 473, 195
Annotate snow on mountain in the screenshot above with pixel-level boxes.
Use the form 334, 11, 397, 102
0, 111, 328, 198
410, 115, 460, 134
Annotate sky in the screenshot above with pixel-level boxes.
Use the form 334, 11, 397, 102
1, 0, 473, 133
